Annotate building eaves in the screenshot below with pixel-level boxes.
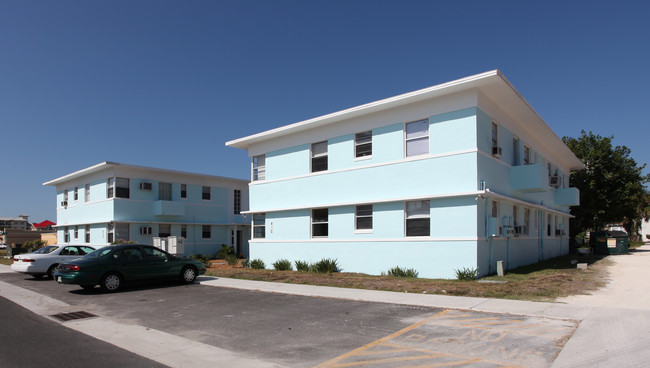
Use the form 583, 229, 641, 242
43, 161, 249, 187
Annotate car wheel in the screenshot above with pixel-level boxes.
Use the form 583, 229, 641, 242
101, 272, 122, 292
80, 284, 95, 290
47, 264, 58, 279
180, 266, 197, 284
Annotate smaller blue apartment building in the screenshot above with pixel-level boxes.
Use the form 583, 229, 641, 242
44, 162, 250, 257
227, 70, 583, 278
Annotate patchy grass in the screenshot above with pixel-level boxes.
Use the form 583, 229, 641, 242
206, 254, 611, 302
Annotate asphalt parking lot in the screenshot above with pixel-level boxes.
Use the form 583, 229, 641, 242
0, 269, 577, 367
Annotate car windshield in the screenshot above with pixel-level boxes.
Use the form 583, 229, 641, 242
33, 246, 59, 254
84, 247, 115, 259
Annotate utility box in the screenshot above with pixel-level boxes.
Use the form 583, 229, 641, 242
590, 230, 629, 255
167, 236, 185, 255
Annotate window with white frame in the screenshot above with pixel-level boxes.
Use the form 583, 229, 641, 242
405, 119, 429, 157
116, 223, 129, 242
159, 224, 171, 237
202, 186, 211, 200
355, 131, 372, 158
355, 205, 373, 231
253, 213, 266, 239
85, 184, 90, 202
64, 226, 69, 243
74, 187, 79, 201
180, 184, 187, 199
491, 122, 498, 147
159, 182, 172, 201
181, 224, 187, 238
202, 225, 211, 239
524, 208, 530, 235
107, 223, 114, 243
234, 189, 241, 214
74, 226, 79, 239
253, 155, 266, 181
523, 146, 531, 165
405, 200, 430, 237
108, 177, 130, 198
63, 189, 68, 204
311, 141, 328, 172
85, 225, 90, 243
311, 208, 328, 237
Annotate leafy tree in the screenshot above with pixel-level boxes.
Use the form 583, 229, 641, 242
563, 131, 650, 239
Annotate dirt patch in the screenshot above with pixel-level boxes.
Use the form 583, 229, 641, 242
205, 255, 612, 302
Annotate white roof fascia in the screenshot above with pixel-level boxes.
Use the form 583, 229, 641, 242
225, 70, 583, 171
43, 162, 249, 187
226, 70, 499, 149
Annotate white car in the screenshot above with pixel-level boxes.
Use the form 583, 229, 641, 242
11, 245, 96, 279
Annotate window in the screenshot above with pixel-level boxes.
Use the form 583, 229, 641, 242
523, 146, 531, 165
159, 224, 171, 237
180, 184, 187, 199
85, 184, 90, 202
234, 189, 241, 214
74, 226, 79, 239
491, 122, 498, 147
547, 213, 552, 236
108, 223, 114, 243
159, 182, 172, 201
74, 187, 79, 201
311, 141, 328, 172
524, 208, 530, 235
202, 225, 211, 239
355, 131, 372, 158
253, 155, 266, 181
513, 206, 519, 227
140, 226, 152, 235
115, 223, 129, 242
63, 189, 68, 204
405, 119, 429, 157
64, 226, 69, 243
355, 205, 373, 231
406, 200, 430, 237
311, 208, 328, 237
253, 213, 266, 239
491, 200, 498, 218
144, 247, 167, 259
85, 225, 90, 243
181, 224, 187, 238
513, 138, 519, 165
108, 177, 130, 198
202, 186, 211, 200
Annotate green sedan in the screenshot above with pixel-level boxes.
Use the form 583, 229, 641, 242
54, 244, 206, 292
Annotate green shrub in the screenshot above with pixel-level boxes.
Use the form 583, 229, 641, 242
241, 258, 251, 268
455, 267, 478, 281
225, 255, 239, 266
216, 244, 235, 259
250, 259, 266, 269
295, 260, 310, 272
386, 266, 419, 278
310, 258, 341, 273
190, 254, 211, 267
273, 259, 293, 271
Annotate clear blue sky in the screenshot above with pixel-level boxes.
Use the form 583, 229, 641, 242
1, 0, 648, 223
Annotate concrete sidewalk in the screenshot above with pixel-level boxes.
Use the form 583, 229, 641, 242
3, 245, 650, 367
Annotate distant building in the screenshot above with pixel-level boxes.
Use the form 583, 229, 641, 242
227, 70, 583, 278
641, 219, 650, 242
33, 220, 56, 231
43, 162, 250, 257
0, 215, 31, 230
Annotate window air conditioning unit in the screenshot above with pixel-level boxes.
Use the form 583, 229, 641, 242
139, 182, 152, 191
549, 176, 562, 187
492, 146, 502, 158
61, 201, 68, 207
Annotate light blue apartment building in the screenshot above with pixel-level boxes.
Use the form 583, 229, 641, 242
227, 70, 583, 278
43, 162, 250, 257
